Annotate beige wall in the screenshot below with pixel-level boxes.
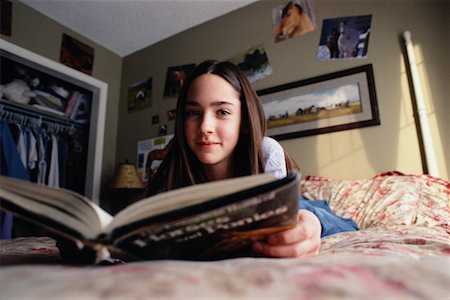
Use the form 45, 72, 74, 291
2, 0, 448, 203
119, 0, 449, 180
1, 0, 123, 204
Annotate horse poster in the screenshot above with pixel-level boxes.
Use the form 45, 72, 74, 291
317, 15, 372, 60
163, 63, 196, 98
228, 44, 273, 83
127, 76, 153, 113
272, 0, 316, 43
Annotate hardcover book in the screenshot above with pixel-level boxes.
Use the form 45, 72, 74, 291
0, 172, 300, 262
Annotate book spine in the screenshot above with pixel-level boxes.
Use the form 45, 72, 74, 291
70, 93, 90, 123
64, 91, 80, 118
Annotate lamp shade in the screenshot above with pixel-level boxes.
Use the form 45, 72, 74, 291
110, 162, 145, 189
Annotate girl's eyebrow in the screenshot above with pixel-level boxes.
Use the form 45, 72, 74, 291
185, 100, 236, 107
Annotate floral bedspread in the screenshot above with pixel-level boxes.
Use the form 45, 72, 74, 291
1, 172, 449, 299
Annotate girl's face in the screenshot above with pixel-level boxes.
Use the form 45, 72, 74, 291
184, 74, 242, 178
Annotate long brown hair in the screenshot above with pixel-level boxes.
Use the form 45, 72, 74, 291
147, 60, 298, 196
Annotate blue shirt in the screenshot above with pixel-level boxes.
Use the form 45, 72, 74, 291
1, 122, 30, 239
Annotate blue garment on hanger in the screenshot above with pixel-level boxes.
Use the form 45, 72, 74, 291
0, 121, 30, 239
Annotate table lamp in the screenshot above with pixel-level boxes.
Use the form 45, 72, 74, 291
110, 161, 145, 190
109, 161, 145, 214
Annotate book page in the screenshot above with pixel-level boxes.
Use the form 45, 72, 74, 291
107, 173, 277, 231
0, 176, 112, 239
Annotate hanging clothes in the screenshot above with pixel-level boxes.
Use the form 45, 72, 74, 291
27, 128, 38, 182
16, 124, 28, 168
36, 129, 48, 185
59, 133, 69, 189
47, 134, 60, 188
0, 121, 30, 239
27, 128, 37, 170
0, 104, 90, 235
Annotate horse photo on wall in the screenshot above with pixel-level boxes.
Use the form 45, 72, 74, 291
317, 15, 372, 60
228, 44, 273, 83
127, 76, 152, 113
272, 0, 316, 43
258, 64, 380, 140
163, 63, 196, 98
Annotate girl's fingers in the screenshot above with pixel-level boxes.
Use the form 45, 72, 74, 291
267, 210, 321, 245
267, 223, 305, 245
253, 237, 320, 258
252, 209, 322, 258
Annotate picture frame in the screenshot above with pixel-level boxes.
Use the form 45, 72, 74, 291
59, 33, 95, 75
258, 64, 380, 140
127, 76, 152, 113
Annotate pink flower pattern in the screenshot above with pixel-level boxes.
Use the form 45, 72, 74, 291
0, 172, 449, 299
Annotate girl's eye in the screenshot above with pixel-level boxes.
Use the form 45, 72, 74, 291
217, 109, 231, 117
185, 110, 200, 118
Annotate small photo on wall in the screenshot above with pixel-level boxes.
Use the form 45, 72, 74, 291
272, 0, 316, 43
1, 0, 12, 36
167, 109, 176, 121
137, 134, 174, 184
228, 44, 272, 83
317, 15, 372, 60
163, 63, 196, 98
128, 77, 153, 113
158, 124, 168, 136
151, 115, 160, 125
59, 33, 95, 75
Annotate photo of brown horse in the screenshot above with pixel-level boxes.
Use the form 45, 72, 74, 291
163, 63, 196, 98
273, 1, 315, 42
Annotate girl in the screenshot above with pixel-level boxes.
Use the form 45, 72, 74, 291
148, 60, 357, 258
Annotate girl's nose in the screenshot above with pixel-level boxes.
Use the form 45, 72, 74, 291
200, 113, 214, 134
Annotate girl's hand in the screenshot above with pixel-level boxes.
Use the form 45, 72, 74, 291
252, 209, 321, 258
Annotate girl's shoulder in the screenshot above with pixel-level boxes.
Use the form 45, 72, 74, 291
262, 136, 283, 153
262, 136, 286, 178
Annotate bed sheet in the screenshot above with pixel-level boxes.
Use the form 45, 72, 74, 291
1, 225, 449, 299
1, 172, 449, 299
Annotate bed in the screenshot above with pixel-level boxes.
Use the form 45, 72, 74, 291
1, 171, 449, 299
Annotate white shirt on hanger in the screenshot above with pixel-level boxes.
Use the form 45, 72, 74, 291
16, 125, 28, 169
37, 132, 47, 185
48, 134, 59, 188
27, 129, 37, 170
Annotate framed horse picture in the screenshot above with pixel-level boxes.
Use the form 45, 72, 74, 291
258, 64, 380, 140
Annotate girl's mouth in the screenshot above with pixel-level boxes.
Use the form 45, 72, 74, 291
197, 141, 219, 148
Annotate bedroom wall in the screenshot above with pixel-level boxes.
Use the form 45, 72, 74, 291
1, 0, 123, 201
119, 0, 449, 180
2, 0, 448, 190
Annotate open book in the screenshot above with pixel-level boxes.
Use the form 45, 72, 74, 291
0, 172, 300, 262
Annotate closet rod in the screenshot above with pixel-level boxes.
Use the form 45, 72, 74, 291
0, 101, 83, 128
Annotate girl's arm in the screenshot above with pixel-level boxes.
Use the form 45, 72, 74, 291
252, 196, 359, 258
298, 196, 359, 237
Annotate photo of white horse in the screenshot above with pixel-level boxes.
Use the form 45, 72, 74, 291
317, 15, 372, 60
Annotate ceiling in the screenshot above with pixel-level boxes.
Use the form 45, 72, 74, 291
19, 0, 259, 57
